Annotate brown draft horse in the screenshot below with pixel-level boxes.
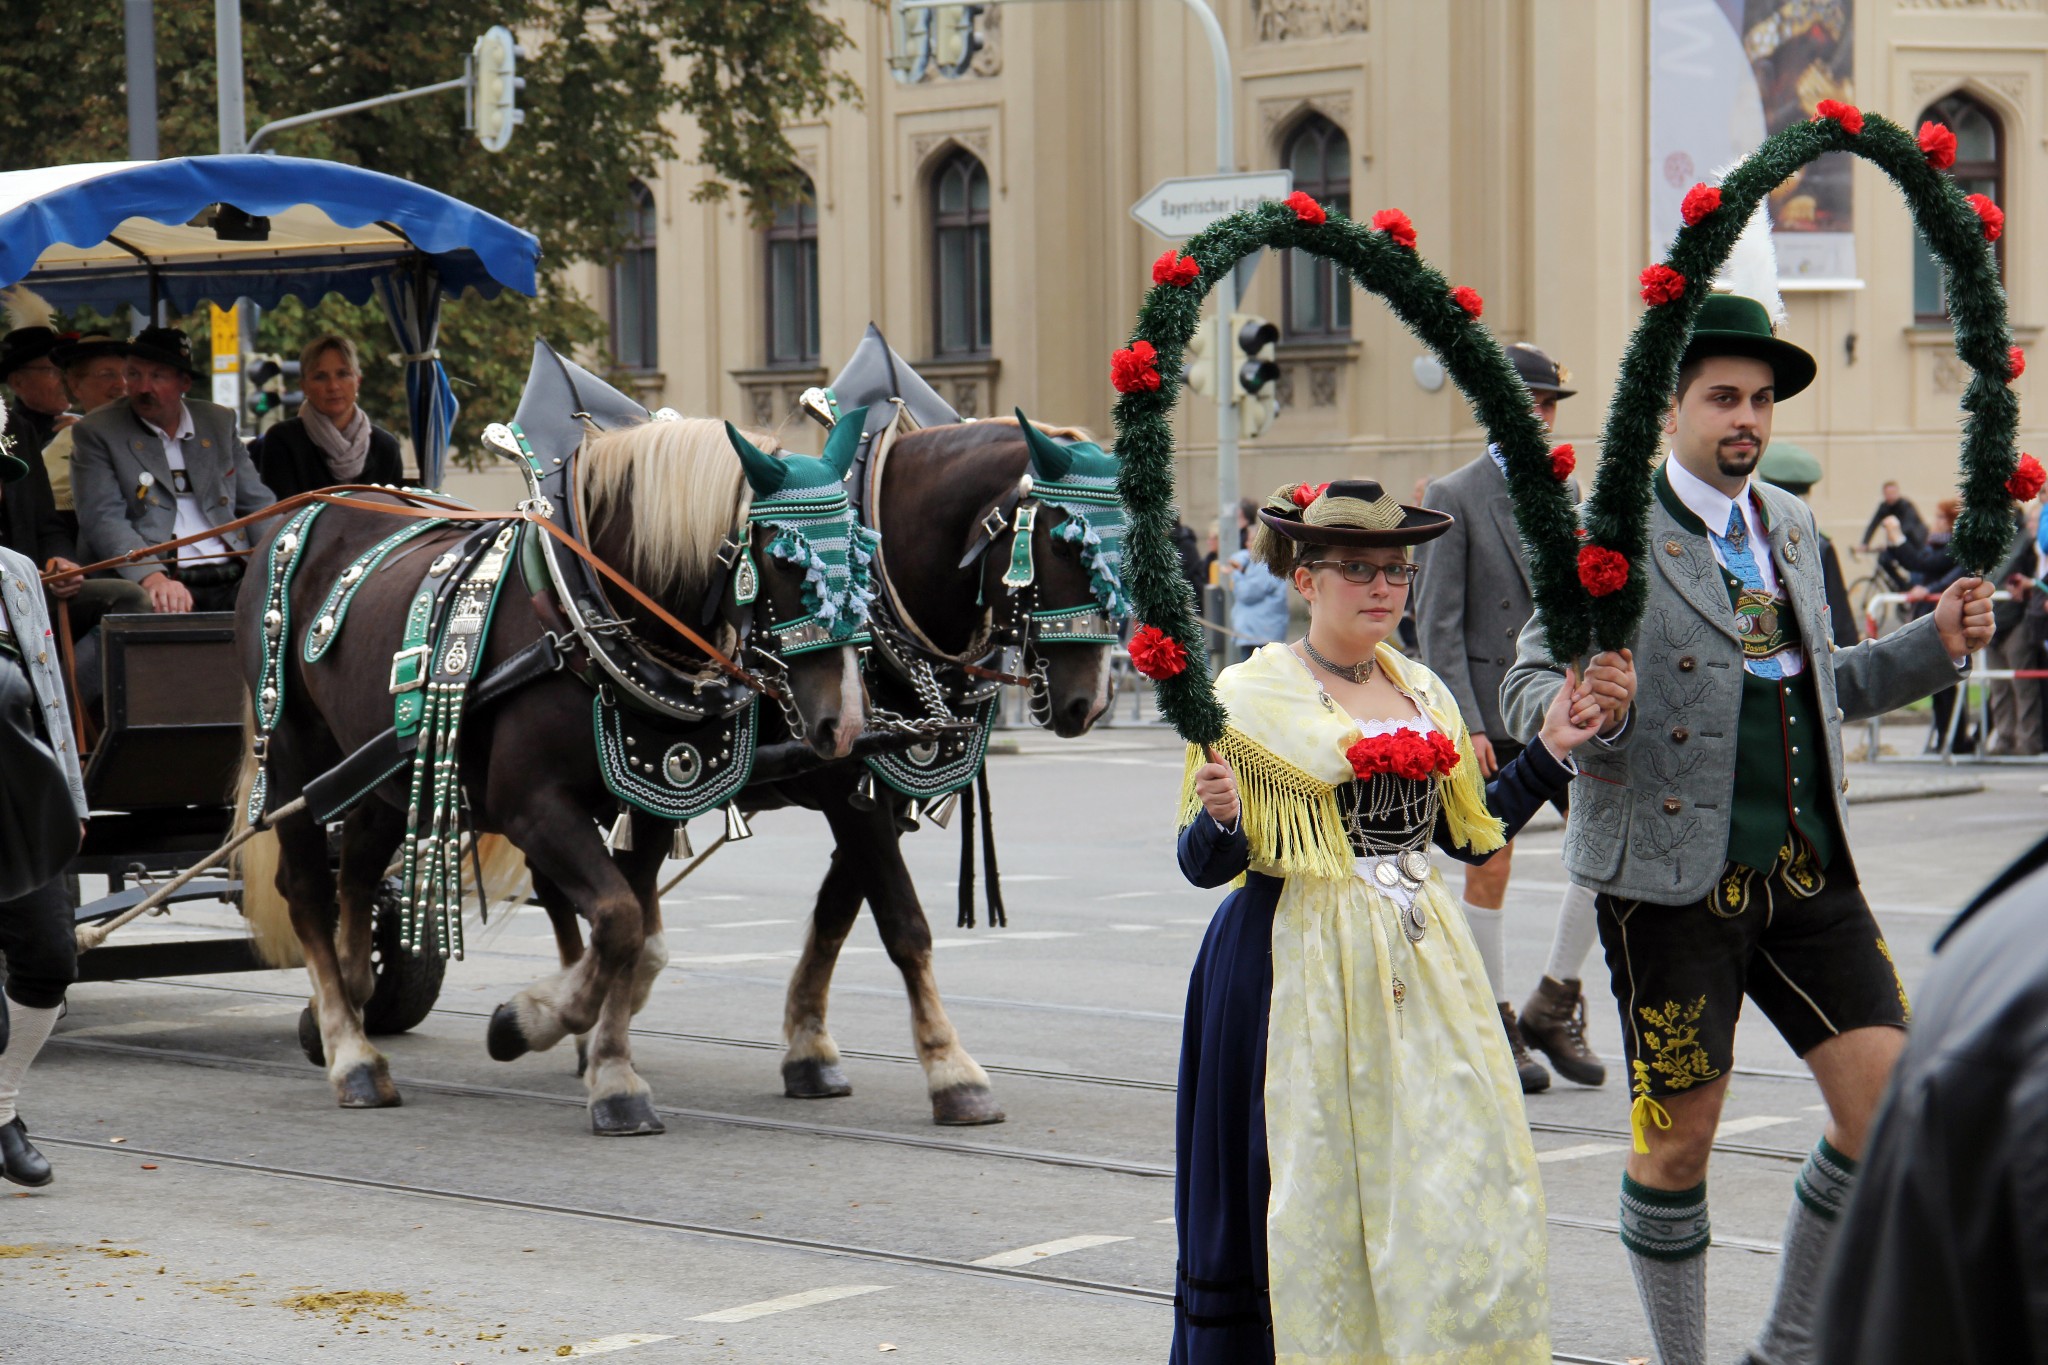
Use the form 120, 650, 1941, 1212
550, 417, 1121, 1125
234, 418, 865, 1135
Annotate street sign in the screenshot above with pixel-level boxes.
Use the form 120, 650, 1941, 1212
1128, 170, 1293, 241
209, 305, 240, 409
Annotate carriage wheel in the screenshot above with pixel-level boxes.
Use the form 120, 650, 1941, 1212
361, 877, 447, 1036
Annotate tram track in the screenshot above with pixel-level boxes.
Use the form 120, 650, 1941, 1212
123, 977, 1815, 1164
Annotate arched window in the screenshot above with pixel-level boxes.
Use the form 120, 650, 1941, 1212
611, 180, 659, 370
765, 175, 821, 366
1282, 116, 1352, 339
931, 149, 992, 356
1914, 93, 2003, 323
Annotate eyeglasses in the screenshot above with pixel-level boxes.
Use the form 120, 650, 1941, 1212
1301, 560, 1420, 586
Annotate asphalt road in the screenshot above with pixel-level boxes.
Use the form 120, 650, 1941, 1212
4, 719, 2040, 1364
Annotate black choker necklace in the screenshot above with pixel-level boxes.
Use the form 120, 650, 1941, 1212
1303, 637, 1375, 684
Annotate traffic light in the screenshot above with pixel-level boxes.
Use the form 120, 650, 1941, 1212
245, 355, 301, 433
471, 26, 526, 153
1233, 314, 1280, 439
1182, 316, 1220, 397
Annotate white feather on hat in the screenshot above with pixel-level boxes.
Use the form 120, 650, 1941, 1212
1708, 165, 1787, 331
2, 285, 53, 332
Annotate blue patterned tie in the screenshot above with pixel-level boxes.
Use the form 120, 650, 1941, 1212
1712, 503, 1783, 679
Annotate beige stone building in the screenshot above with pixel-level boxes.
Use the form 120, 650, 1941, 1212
568, 0, 2048, 551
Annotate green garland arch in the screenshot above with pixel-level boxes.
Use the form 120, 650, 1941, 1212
1575, 106, 2024, 655
1111, 199, 1573, 746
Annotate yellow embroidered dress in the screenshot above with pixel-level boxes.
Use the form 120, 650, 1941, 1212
1171, 643, 1569, 1365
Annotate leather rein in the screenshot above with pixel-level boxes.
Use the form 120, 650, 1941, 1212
40, 483, 770, 696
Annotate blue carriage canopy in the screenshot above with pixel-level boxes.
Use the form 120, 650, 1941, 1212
0, 155, 541, 486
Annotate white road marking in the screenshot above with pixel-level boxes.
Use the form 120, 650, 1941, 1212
971, 1234, 1134, 1267
560, 1334, 678, 1356
705, 919, 796, 929
1804, 1103, 1829, 1112
1108, 924, 1159, 933
940, 874, 1068, 887
1100, 891, 1159, 900
1718, 1115, 1798, 1136
1154, 1216, 1176, 1225
1536, 1142, 1628, 1164
1167, 917, 1214, 926
688, 1284, 890, 1323
668, 947, 883, 966
929, 931, 1080, 948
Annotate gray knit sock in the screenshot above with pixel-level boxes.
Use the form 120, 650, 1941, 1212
1619, 1174, 1709, 1365
1746, 1138, 1856, 1365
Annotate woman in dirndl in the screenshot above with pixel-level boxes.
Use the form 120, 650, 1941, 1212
1172, 478, 1611, 1364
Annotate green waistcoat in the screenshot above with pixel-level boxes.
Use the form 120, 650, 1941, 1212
1656, 467, 1837, 874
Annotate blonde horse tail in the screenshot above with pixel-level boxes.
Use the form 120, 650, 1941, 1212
464, 833, 532, 913
232, 701, 303, 969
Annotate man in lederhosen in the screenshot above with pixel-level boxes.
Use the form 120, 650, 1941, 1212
0, 426, 89, 1186
1504, 293, 1996, 1365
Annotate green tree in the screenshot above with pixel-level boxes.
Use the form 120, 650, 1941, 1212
0, 0, 856, 466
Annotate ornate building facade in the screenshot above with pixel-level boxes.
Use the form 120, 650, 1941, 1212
568, 0, 2048, 545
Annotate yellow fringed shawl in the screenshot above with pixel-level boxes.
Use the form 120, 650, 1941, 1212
1179, 642, 1506, 881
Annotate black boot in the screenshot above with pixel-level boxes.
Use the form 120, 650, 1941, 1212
1499, 1003, 1550, 1094
0, 1116, 52, 1187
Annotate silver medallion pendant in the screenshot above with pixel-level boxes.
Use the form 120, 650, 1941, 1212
1373, 860, 1401, 888
1400, 850, 1430, 884
1403, 899, 1427, 943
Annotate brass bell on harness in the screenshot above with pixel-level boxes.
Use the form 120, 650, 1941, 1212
723, 804, 755, 842
671, 822, 695, 861
921, 790, 961, 829
849, 771, 879, 811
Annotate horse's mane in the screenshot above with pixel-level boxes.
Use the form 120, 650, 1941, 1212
894, 416, 1096, 461
574, 417, 768, 601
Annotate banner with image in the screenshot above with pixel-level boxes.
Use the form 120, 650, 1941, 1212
1649, 0, 1857, 284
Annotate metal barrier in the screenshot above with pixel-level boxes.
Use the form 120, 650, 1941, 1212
1860, 590, 2048, 764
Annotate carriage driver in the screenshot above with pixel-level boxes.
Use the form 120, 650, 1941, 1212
70, 325, 275, 613
0, 428, 89, 1187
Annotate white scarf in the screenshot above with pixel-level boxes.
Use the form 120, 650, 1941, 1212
300, 403, 371, 482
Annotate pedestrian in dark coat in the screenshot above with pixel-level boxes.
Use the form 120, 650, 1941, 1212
1818, 833, 2048, 1365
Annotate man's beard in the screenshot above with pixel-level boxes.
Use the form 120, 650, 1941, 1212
1715, 441, 1761, 478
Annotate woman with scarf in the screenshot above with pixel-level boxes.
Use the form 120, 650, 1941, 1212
251, 334, 404, 500
1172, 479, 1632, 1365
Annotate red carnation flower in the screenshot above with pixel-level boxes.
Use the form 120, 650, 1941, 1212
1679, 183, 1722, 227
2009, 453, 2047, 502
1451, 285, 1484, 319
1968, 193, 2005, 243
1127, 624, 1189, 679
1577, 544, 1630, 597
1919, 120, 1958, 171
1426, 730, 1461, 773
1550, 443, 1577, 480
2011, 346, 2028, 381
1371, 208, 1417, 249
1346, 728, 1461, 784
1284, 191, 1327, 226
1639, 263, 1687, 306
1814, 99, 1863, 136
1111, 340, 1162, 394
1151, 250, 1201, 288
1290, 481, 1330, 508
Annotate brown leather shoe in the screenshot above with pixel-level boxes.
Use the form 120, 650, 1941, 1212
1520, 975, 1607, 1087
1499, 1002, 1550, 1094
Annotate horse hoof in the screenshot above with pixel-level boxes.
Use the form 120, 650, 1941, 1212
486, 1003, 530, 1062
336, 1063, 401, 1109
297, 1007, 325, 1067
931, 1084, 1005, 1126
589, 1093, 665, 1137
781, 1058, 852, 1099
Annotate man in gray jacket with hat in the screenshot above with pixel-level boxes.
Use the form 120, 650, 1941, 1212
1505, 293, 1995, 1365
71, 325, 274, 613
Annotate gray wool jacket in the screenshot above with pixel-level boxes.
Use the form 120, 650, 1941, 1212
1, 543, 87, 817
1414, 452, 1577, 743
1501, 473, 1962, 905
70, 397, 274, 583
